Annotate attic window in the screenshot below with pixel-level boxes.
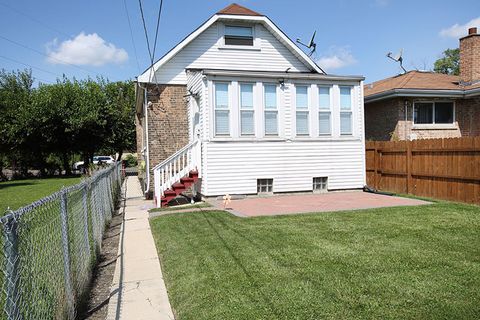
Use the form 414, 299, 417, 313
225, 26, 253, 46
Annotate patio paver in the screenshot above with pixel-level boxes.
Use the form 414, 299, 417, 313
208, 191, 430, 217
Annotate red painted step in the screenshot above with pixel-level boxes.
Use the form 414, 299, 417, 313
160, 169, 200, 207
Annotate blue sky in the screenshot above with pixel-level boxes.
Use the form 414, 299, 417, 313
1, 0, 479, 85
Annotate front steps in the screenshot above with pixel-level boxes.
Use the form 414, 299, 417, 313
160, 170, 198, 207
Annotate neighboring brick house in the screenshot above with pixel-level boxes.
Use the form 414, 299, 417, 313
364, 27, 480, 141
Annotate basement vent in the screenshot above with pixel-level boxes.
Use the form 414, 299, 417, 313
257, 179, 273, 193
313, 177, 328, 192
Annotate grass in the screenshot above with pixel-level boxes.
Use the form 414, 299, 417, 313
149, 201, 212, 213
0, 176, 81, 212
150, 202, 480, 320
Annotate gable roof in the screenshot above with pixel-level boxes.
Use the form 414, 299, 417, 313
137, 4, 324, 82
217, 3, 262, 16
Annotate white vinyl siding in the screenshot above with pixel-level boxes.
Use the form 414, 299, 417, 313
240, 83, 254, 135
264, 84, 278, 135
203, 140, 365, 196
318, 86, 331, 135
296, 85, 309, 136
214, 82, 230, 135
151, 23, 311, 84
340, 86, 352, 135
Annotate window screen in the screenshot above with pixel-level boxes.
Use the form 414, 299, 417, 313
225, 26, 253, 46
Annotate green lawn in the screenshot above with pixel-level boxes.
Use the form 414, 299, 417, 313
0, 176, 81, 212
150, 202, 480, 320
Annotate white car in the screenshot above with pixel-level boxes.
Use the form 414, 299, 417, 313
73, 156, 115, 170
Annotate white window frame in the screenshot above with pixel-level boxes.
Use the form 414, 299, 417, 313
239, 82, 255, 136
295, 85, 310, 136
313, 177, 328, 192
413, 100, 455, 125
263, 83, 278, 136
257, 178, 273, 193
318, 85, 332, 136
219, 23, 260, 50
339, 86, 353, 135
213, 81, 230, 136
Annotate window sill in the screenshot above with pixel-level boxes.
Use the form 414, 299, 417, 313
218, 45, 261, 51
412, 124, 457, 130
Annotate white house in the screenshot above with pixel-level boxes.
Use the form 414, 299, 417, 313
135, 3, 366, 206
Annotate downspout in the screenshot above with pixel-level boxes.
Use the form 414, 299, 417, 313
405, 100, 408, 141
138, 83, 150, 196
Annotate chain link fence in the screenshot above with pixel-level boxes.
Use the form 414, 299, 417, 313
0, 163, 123, 319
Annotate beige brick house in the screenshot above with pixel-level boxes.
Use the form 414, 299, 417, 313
364, 27, 480, 141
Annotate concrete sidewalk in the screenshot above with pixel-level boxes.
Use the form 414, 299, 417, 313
107, 177, 174, 320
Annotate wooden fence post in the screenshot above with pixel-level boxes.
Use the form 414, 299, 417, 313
406, 140, 413, 194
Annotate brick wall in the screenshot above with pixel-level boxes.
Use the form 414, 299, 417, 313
460, 31, 480, 84
145, 84, 189, 193
365, 97, 480, 141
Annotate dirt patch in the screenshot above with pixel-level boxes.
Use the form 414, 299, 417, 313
79, 197, 125, 319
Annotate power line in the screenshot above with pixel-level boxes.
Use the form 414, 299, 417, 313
0, 2, 71, 38
151, 0, 164, 62
0, 34, 101, 77
0, 54, 62, 78
123, 0, 141, 73
137, 0, 153, 61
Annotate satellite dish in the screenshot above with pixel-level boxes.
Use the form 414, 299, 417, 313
296, 31, 317, 57
387, 49, 407, 73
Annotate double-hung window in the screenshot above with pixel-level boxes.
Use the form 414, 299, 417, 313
318, 86, 331, 135
224, 26, 254, 46
240, 83, 254, 135
296, 86, 309, 135
264, 84, 278, 135
214, 82, 229, 135
340, 86, 353, 135
414, 101, 454, 124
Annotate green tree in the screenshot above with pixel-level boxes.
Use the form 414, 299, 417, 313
434, 48, 460, 75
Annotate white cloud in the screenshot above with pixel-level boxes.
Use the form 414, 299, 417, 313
47, 32, 128, 66
316, 46, 357, 72
439, 17, 480, 38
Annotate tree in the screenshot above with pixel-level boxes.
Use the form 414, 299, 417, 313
434, 48, 459, 75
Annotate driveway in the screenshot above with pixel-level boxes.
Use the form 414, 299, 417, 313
208, 191, 430, 217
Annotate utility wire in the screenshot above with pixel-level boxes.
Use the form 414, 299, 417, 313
123, 0, 141, 73
151, 0, 164, 63
0, 34, 100, 77
0, 54, 62, 78
138, 0, 153, 63
0, 2, 71, 38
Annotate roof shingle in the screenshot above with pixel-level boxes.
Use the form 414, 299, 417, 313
217, 3, 262, 16
364, 71, 461, 97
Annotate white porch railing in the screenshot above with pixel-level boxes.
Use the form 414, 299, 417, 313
153, 140, 200, 204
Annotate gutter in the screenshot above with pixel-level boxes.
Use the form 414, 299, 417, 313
198, 69, 365, 81
365, 88, 479, 103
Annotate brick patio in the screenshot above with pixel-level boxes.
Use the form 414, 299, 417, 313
208, 191, 430, 217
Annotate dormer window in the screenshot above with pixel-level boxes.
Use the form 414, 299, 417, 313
224, 26, 253, 46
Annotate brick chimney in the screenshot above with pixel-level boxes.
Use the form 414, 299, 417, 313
460, 27, 480, 84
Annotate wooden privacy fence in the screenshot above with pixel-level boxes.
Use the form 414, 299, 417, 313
366, 137, 480, 205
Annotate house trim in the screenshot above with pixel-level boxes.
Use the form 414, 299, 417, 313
199, 69, 364, 81
365, 88, 480, 103
138, 14, 326, 83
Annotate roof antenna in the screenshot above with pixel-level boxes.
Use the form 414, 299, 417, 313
387, 49, 407, 74
296, 31, 316, 57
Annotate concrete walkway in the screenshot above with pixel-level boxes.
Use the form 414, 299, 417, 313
107, 177, 174, 320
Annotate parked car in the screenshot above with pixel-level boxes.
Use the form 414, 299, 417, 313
73, 156, 115, 170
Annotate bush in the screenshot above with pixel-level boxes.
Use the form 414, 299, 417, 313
124, 154, 137, 167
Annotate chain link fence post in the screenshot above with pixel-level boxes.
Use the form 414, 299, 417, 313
82, 184, 90, 261
2, 214, 20, 320
60, 190, 75, 319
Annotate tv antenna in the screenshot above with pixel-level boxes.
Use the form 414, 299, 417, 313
387, 49, 407, 73
296, 31, 316, 57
